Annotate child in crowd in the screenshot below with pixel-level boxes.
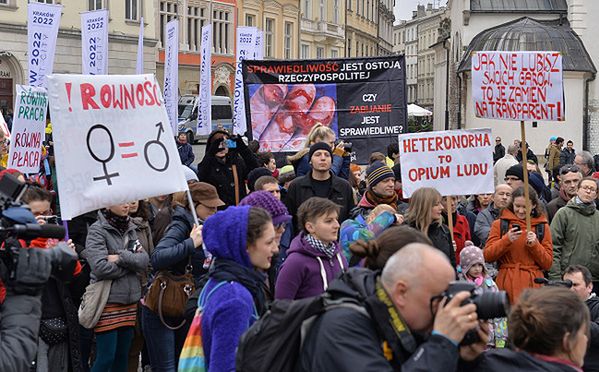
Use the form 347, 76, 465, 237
275, 197, 347, 300
458, 243, 508, 348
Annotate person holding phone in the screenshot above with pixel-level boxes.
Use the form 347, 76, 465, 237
483, 186, 553, 304
197, 130, 260, 207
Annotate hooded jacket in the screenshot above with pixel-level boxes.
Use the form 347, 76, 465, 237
549, 199, 599, 281
83, 211, 149, 304
465, 349, 582, 371
200, 206, 262, 372
298, 269, 461, 372
275, 232, 347, 300
560, 147, 576, 167
484, 209, 553, 304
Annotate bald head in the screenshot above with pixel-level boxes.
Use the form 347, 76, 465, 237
493, 184, 512, 209
381, 243, 453, 290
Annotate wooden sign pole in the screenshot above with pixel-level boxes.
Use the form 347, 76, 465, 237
446, 198, 455, 241
520, 120, 532, 232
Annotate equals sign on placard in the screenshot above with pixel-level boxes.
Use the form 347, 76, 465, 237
118, 141, 138, 159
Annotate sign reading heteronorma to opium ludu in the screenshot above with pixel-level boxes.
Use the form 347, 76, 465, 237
472, 51, 564, 121
47, 74, 188, 220
399, 128, 494, 198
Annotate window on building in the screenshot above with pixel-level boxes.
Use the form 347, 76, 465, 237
347, 37, 351, 56
356, 0, 359, 15
159, 1, 178, 45
333, 0, 339, 23
213, 9, 233, 55
187, 6, 206, 52
245, 14, 255, 26
36, 0, 54, 3
284, 22, 293, 59
265, 18, 274, 57
366, 0, 369, 20
316, 47, 324, 59
303, 0, 310, 17
301, 44, 310, 59
319, 0, 325, 21
89, 0, 104, 10
126, 0, 139, 21
347, 0, 351, 11
331, 49, 338, 58
0, 0, 8, 4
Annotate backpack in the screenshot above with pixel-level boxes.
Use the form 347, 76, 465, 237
499, 219, 545, 242
235, 293, 367, 372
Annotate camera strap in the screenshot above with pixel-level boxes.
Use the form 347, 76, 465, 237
365, 280, 417, 367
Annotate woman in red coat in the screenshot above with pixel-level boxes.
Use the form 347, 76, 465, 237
484, 186, 553, 304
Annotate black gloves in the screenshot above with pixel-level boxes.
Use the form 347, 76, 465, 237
8, 248, 52, 296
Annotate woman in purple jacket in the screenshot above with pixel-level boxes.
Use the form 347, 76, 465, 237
275, 197, 347, 300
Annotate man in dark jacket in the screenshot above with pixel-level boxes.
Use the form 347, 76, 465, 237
493, 137, 505, 164
298, 243, 487, 372
285, 142, 355, 231
197, 130, 259, 207
563, 265, 599, 372
559, 140, 576, 168
474, 184, 512, 248
176, 132, 195, 167
546, 165, 582, 222
516, 142, 537, 164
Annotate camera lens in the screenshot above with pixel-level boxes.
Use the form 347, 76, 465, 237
473, 291, 510, 319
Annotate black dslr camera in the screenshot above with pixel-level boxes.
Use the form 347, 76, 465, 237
334, 140, 353, 152
0, 173, 77, 284
442, 281, 510, 345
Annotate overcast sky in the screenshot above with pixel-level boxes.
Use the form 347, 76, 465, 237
394, 0, 448, 22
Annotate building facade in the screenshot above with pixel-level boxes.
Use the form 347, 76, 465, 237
299, 0, 345, 59
377, 0, 394, 55
345, 0, 378, 57
416, 11, 443, 110
237, 0, 301, 60
0, 0, 158, 111
155, 0, 236, 98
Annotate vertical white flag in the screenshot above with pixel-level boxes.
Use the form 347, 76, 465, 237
254, 30, 264, 60
136, 17, 144, 74
164, 19, 179, 133
81, 10, 109, 75
197, 24, 212, 136
233, 27, 256, 135
27, 2, 62, 88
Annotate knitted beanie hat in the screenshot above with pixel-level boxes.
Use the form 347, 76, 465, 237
247, 167, 272, 192
505, 164, 524, 180
460, 245, 486, 276
309, 142, 333, 160
366, 161, 395, 189
204, 205, 251, 268
240, 191, 291, 226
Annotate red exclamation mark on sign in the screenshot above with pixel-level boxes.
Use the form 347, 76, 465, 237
65, 82, 73, 112
557, 101, 562, 121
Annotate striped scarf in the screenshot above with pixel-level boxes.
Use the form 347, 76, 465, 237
306, 234, 336, 259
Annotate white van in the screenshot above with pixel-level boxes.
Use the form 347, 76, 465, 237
178, 95, 233, 143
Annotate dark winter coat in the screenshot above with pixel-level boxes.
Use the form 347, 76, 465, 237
474, 203, 500, 248
546, 192, 569, 223
465, 348, 583, 371
560, 147, 576, 167
586, 294, 599, 372
516, 148, 538, 164
177, 141, 195, 166
83, 212, 149, 304
298, 269, 461, 372
408, 221, 456, 269
285, 172, 355, 231
493, 143, 505, 163
150, 206, 207, 283
197, 140, 259, 207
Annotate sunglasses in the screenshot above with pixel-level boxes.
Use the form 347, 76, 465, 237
559, 164, 580, 175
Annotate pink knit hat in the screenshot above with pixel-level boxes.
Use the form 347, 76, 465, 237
459, 245, 486, 275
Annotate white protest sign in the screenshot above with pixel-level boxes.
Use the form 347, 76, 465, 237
233, 27, 256, 135
8, 85, 47, 173
472, 51, 564, 121
0, 111, 10, 138
399, 128, 494, 198
47, 74, 188, 220
81, 10, 109, 75
197, 24, 212, 136
164, 19, 179, 133
28, 2, 62, 88
254, 30, 264, 59
136, 17, 144, 74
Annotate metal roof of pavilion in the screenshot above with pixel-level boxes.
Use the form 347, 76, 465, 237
470, 0, 568, 13
458, 17, 596, 74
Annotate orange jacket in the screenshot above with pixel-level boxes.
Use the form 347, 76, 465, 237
483, 209, 553, 304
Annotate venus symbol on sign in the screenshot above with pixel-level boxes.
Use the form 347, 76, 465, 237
86, 124, 120, 186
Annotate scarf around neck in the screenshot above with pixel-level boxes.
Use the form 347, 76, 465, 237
365, 189, 398, 208
306, 234, 337, 259
102, 209, 130, 235
209, 258, 266, 316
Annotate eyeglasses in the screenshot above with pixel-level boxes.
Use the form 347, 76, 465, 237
559, 165, 580, 175
580, 185, 598, 193
274, 223, 286, 230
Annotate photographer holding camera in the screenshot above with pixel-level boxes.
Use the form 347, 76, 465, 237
298, 243, 493, 372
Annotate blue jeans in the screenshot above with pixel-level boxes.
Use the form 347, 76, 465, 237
91, 327, 134, 372
141, 306, 190, 372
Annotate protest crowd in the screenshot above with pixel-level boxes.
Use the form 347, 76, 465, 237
2, 108, 599, 372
